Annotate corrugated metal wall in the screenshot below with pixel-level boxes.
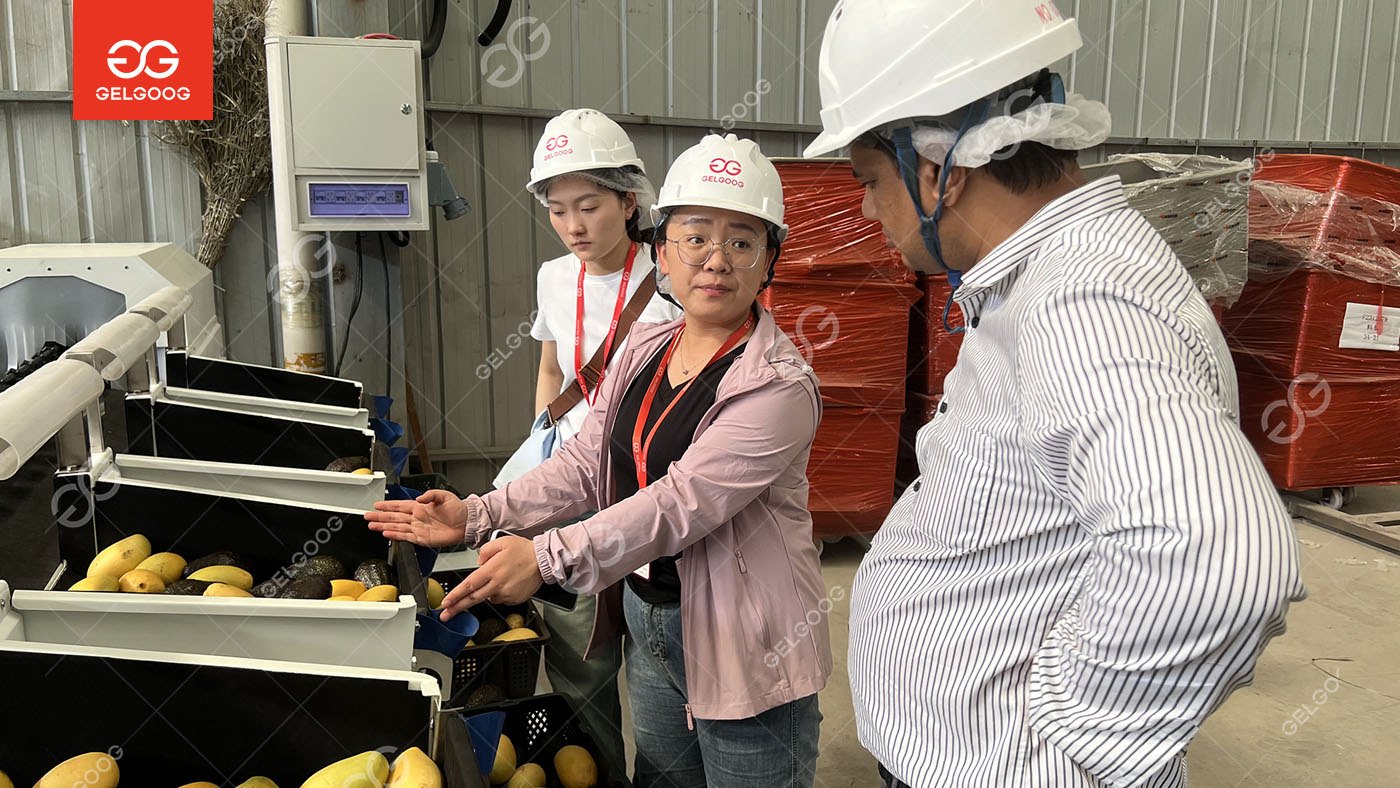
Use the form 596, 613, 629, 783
0, 2, 202, 252
379, 0, 1400, 489
5, 0, 1400, 489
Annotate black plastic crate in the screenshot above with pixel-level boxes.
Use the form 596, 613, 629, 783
471, 693, 631, 788
400, 472, 466, 497
434, 570, 550, 705
0, 644, 434, 785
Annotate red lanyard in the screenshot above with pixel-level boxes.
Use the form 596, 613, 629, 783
631, 314, 753, 490
575, 242, 638, 404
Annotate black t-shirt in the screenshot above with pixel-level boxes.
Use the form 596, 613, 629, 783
610, 337, 747, 605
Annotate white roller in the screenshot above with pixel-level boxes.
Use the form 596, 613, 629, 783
63, 312, 160, 381
0, 359, 105, 480
129, 285, 193, 331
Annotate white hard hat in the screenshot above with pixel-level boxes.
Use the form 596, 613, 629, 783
651, 134, 788, 241
526, 108, 646, 192
803, 0, 1084, 157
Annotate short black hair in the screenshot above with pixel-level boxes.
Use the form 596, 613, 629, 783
855, 68, 1078, 194
854, 133, 1075, 195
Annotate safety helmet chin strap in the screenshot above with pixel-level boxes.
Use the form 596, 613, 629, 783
889, 98, 990, 335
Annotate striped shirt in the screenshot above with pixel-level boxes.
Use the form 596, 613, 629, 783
849, 176, 1306, 787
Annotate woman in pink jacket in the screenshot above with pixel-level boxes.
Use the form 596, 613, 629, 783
369, 134, 832, 788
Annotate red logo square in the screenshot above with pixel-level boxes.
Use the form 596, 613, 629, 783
72, 0, 213, 121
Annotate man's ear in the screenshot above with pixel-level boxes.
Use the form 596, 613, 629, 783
916, 157, 969, 212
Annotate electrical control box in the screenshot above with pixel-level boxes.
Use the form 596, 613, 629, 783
266, 36, 428, 231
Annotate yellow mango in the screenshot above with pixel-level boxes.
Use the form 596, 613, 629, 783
300, 751, 389, 788
69, 576, 119, 593
188, 565, 254, 590
35, 752, 119, 788
492, 628, 540, 643
118, 568, 166, 593
554, 745, 598, 788
331, 579, 368, 598
204, 583, 254, 598
88, 533, 151, 579
489, 735, 516, 784
505, 764, 546, 788
236, 779, 279, 788
426, 578, 445, 610
357, 584, 400, 602
136, 551, 187, 583
387, 746, 442, 788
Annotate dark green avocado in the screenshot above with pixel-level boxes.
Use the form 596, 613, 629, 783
163, 579, 213, 595
278, 575, 332, 599
287, 555, 347, 581
182, 551, 249, 578
474, 617, 508, 643
353, 559, 396, 589
462, 683, 505, 708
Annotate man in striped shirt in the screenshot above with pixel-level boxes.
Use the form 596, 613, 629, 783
804, 2, 1306, 786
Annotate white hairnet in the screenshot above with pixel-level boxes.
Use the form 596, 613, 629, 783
529, 166, 659, 229
909, 92, 1112, 169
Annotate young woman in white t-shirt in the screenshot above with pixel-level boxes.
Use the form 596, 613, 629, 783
514, 109, 679, 772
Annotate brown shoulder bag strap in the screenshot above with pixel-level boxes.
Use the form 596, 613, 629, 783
546, 274, 659, 425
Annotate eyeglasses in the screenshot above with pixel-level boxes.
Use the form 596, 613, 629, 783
662, 235, 766, 269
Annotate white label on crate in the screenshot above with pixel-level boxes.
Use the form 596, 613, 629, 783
1339, 302, 1400, 351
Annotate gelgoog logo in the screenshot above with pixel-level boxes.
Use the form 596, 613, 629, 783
542, 133, 573, 161
709, 158, 743, 176
72, 0, 211, 121
107, 39, 180, 79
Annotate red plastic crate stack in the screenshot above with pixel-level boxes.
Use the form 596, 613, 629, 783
1228, 154, 1400, 490
894, 274, 966, 487
766, 160, 919, 536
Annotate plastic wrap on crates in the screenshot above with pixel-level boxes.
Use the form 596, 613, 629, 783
1255, 152, 1400, 202
1222, 267, 1400, 489
908, 274, 966, 397
807, 403, 903, 537
760, 277, 920, 409
1248, 180, 1400, 288
772, 159, 915, 282
1083, 153, 1251, 305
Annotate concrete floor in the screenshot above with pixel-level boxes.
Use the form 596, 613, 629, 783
808, 493, 1400, 787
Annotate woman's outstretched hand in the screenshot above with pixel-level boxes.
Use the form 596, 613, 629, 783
366, 489, 471, 548
437, 535, 544, 619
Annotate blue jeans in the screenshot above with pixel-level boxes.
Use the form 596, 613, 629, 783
622, 584, 821, 788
